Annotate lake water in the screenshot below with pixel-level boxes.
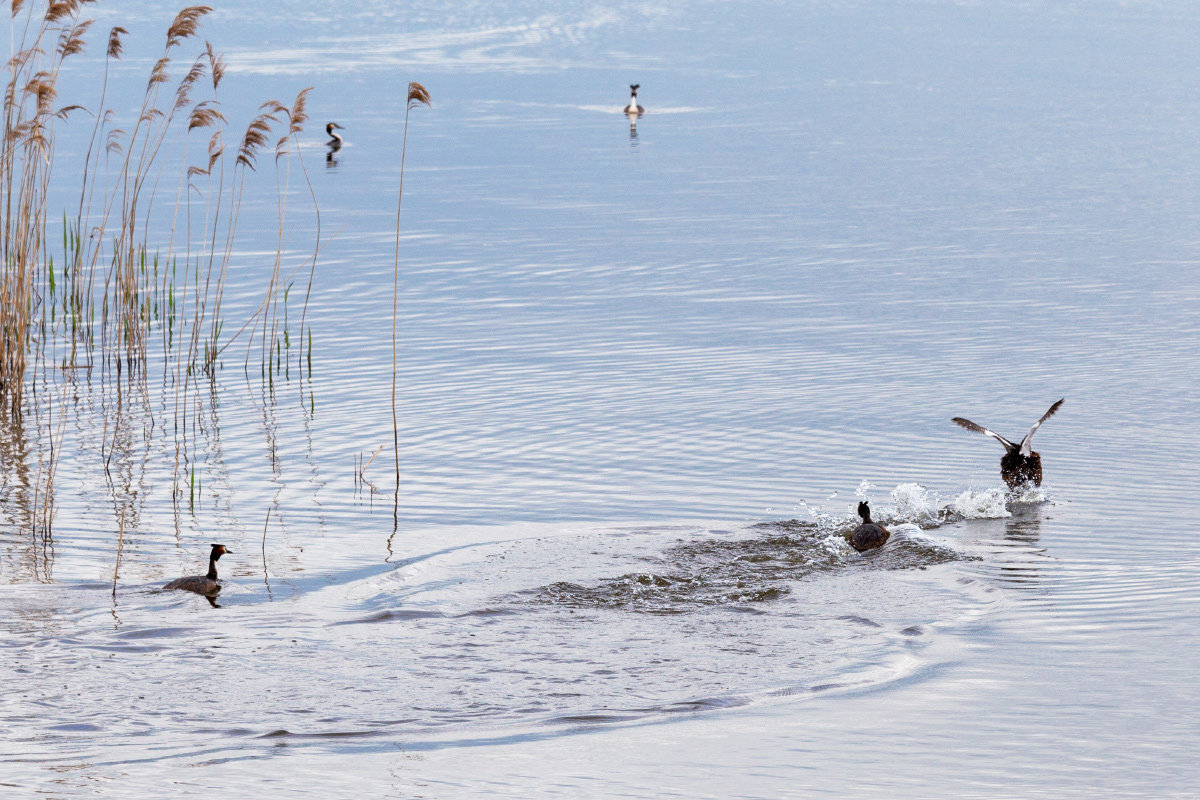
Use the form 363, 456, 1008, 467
3, 0, 1200, 796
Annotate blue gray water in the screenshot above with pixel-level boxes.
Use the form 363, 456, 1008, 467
3, 0, 1200, 796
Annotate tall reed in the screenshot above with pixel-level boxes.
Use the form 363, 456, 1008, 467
393, 81, 430, 492
1, 0, 93, 416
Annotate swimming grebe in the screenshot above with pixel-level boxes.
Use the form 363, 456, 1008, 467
624, 84, 644, 116
164, 543, 230, 598
326, 122, 344, 149
952, 398, 1064, 488
849, 501, 890, 552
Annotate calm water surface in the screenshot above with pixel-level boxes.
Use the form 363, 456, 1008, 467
3, 0, 1200, 796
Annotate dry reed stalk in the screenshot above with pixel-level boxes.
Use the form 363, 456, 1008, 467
393, 81, 430, 492
1, 0, 93, 415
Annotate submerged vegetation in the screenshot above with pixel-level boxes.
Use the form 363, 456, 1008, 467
0, 1, 337, 553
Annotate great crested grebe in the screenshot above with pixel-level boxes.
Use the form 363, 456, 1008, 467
164, 544, 230, 600
952, 398, 1064, 488
624, 84, 644, 116
326, 122, 344, 149
849, 501, 890, 552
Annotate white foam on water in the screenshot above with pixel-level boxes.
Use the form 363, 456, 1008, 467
1011, 486, 1049, 505
804, 480, 1042, 533
888, 522, 925, 540
889, 483, 942, 525
952, 487, 1012, 519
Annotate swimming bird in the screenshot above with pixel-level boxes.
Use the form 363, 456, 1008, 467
164, 543, 230, 600
325, 122, 344, 149
624, 84, 644, 116
849, 501, 890, 552
952, 398, 1064, 488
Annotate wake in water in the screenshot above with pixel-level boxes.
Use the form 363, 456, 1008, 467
527, 481, 1047, 615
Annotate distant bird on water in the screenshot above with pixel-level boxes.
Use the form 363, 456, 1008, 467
623, 84, 644, 116
952, 398, 1064, 488
325, 122, 344, 149
164, 544, 230, 605
849, 501, 890, 552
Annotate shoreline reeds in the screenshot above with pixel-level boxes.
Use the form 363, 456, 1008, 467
2, 2, 321, 540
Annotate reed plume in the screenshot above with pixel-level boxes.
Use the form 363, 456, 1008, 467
165, 6, 212, 50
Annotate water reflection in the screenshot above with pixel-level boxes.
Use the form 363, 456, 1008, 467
163, 586, 221, 607
0, 371, 87, 582
958, 502, 1051, 592
1004, 504, 1044, 547
0, 406, 48, 582
993, 503, 1047, 590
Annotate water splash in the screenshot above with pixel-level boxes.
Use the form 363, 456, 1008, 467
796, 498, 855, 543
1010, 486, 1049, 505
951, 487, 1012, 519
889, 483, 943, 526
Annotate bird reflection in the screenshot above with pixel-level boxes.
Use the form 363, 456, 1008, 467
1004, 509, 1043, 546
994, 505, 1046, 589
325, 121, 344, 168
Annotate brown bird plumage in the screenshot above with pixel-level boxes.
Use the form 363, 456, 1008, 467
952, 399, 1063, 488
164, 543, 230, 602
849, 501, 890, 552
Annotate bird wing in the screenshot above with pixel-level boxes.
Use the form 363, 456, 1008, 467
952, 417, 1017, 451
1019, 398, 1064, 457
